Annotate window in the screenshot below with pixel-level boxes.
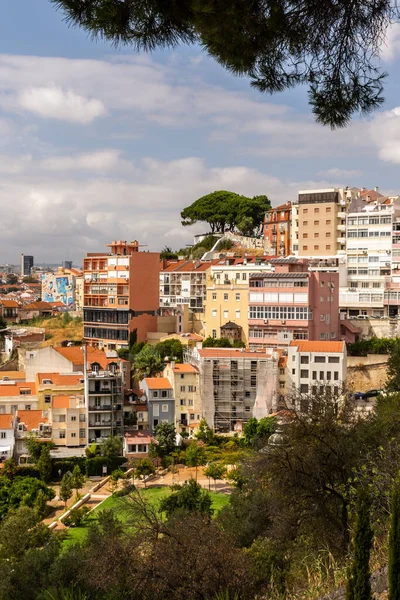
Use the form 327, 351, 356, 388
312, 371, 317, 379
212, 293, 216, 301
320, 333, 326, 339
326, 245, 331, 250
188, 385, 195, 392
153, 405, 159, 417
79, 429, 85, 438
303, 221, 308, 226
326, 220, 331, 225
300, 356, 309, 364
188, 399, 193, 406
235, 309, 240, 318
79, 414, 85, 422
315, 356, 326, 363
161, 391, 168, 398
190, 414, 195, 420
236, 293, 240, 301
314, 232, 319, 238
314, 245, 319, 250
327, 371, 331, 380
328, 356, 340, 363
71, 416, 77, 421
24, 405, 31, 410
300, 370, 309, 378
212, 329, 217, 338
162, 404, 169, 413
19, 389, 31, 395
0, 433, 6, 439
292, 368, 295, 375
334, 371, 339, 381
280, 368, 285, 375
242, 273, 247, 280
224, 310, 228, 318
326, 231, 331, 237
224, 293, 228, 301
212, 309, 217, 318
236, 272, 240, 280
300, 384, 309, 393
58, 415, 66, 422
303, 233, 308, 239
245, 391, 251, 397
303, 209, 308, 214
303, 245, 308, 251
326, 207, 331, 213
320, 296, 325, 302
319, 371, 324, 380
59, 430, 66, 439
320, 314, 325, 321
279, 381, 285, 389
180, 399, 186, 406
71, 433, 76, 438
180, 385, 185, 392
314, 208, 320, 213
314, 220, 319, 225
180, 374, 184, 379
44, 395, 51, 404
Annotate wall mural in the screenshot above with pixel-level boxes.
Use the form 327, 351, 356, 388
41, 273, 75, 307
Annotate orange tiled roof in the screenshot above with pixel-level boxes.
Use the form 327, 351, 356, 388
172, 364, 198, 374
52, 395, 72, 409
144, 377, 173, 390
197, 348, 275, 359
0, 371, 26, 381
22, 301, 53, 310
0, 382, 36, 396
162, 260, 217, 273
0, 415, 13, 429
0, 300, 19, 308
55, 346, 124, 369
37, 373, 84, 386
17, 410, 48, 431
289, 340, 345, 353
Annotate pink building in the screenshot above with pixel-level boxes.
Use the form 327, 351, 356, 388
248, 258, 339, 348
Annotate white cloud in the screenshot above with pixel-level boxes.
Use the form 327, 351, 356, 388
318, 167, 362, 178
381, 23, 400, 62
369, 107, 400, 164
0, 154, 32, 173
17, 86, 105, 123
41, 150, 124, 171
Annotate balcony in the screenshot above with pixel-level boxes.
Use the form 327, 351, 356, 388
88, 421, 112, 427
89, 405, 112, 411
338, 212, 346, 219
337, 224, 346, 232
337, 237, 346, 244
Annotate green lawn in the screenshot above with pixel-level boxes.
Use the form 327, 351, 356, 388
62, 486, 229, 549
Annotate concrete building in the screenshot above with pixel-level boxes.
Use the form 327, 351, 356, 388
41, 267, 82, 308
140, 377, 175, 433
164, 362, 201, 433
15, 409, 51, 458
123, 430, 154, 460
87, 371, 124, 443
51, 394, 87, 448
21, 254, 34, 277
0, 414, 15, 460
202, 256, 273, 345
187, 347, 280, 432
287, 340, 347, 407
83, 240, 159, 350
264, 202, 292, 256
248, 258, 340, 349
297, 188, 358, 257
160, 259, 215, 313
0, 379, 38, 414
36, 372, 85, 411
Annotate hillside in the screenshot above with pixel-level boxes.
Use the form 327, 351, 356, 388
37, 315, 83, 348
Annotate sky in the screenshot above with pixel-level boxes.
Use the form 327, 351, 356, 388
2, 2, 400, 265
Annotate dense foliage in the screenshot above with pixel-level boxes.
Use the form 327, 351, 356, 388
50, 0, 396, 126
347, 337, 398, 357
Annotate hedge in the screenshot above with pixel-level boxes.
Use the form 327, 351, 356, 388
15, 465, 41, 479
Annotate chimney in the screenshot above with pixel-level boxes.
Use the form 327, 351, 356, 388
374, 186, 379, 192
170, 360, 175, 370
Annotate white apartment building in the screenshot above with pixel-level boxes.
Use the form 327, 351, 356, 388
159, 260, 215, 312
340, 200, 400, 318
287, 340, 347, 405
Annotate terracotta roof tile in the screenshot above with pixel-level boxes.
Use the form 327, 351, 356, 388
0, 300, 19, 308
144, 377, 173, 390
52, 395, 72, 409
0, 415, 13, 429
171, 364, 198, 374
55, 346, 125, 369
37, 373, 84, 386
289, 340, 345, 353
0, 382, 36, 396
0, 372, 26, 381
17, 410, 48, 431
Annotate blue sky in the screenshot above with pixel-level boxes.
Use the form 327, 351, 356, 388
1, 0, 400, 264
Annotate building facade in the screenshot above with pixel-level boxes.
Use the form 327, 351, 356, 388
160, 260, 215, 312
163, 362, 201, 433
264, 202, 292, 256
83, 240, 159, 350
87, 371, 124, 443
141, 377, 175, 433
21, 254, 34, 276
248, 258, 340, 348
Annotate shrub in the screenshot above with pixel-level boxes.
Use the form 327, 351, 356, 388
64, 506, 90, 527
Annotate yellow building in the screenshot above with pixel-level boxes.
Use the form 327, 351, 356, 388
202, 256, 273, 345
36, 373, 85, 411
51, 394, 87, 447
164, 362, 202, 433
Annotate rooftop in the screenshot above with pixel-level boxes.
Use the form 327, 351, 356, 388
0, 415, 13, 429
196, 348, 278, 359
55, 346, 126, 369
17, 410, 48, 431
162, 259, 216, 273
37, 373, 84, 387
171, 364, 198, 374
52, 395, 73, 409
0, 382, 36, 396
144, 377, 173, 390
290, 340, 345, 353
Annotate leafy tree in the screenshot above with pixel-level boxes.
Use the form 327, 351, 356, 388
346, 488, 373, 600
34, 490, 49, 519
242, 416, 277, 448
22, 276, 38, 283
51, 0, 393, 127
99, 435, 123, 459
70, 465, 85, 496
155, 338, 184, 362
389, 474, 400, 600
387, 341, 400, 392
7, 477, 55, 513
204, 462, 227, 492
2, 458, 16, 480
160, 246, 178, 260
202, 336, 232, 348
37, 445, 53, 483
25, 435, 54, 463
0, 315, 7, 330
185, 442, 207, 480
160, 478, 213, 518
132, 344, 164, 381
134, 458, 156, 487
154, 422, 176, 457
59, 473, 73, 507
84, 442, 98, 459
6, 274, 18, 285
0, 506, 52, 561
195, 418, 214, 444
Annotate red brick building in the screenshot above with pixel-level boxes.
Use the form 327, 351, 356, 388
264, 202, 292, 256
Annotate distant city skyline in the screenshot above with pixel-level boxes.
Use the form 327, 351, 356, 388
2, 1, 400, 263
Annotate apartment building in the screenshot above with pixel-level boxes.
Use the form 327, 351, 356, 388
0, 380, 38, 413
248, 257, 340, 348
264, 202, 292, 256
87, 371, 124, 443
51, 394, 87, 447
340, 198, 400, 318
36, 372, 85, 410
297, 188, 358, 257
187, 347, 279, 431
41, 267, 82, 308
159, 260, 215, 312
83, 240, 159, 350
15, 409, 51, 458
202, 256, 273, 345
287, 340, 347, 406
291, 199, 299, 255
0, 415, 15, 460
140, 377, 175, 433
163, 362, 201, 433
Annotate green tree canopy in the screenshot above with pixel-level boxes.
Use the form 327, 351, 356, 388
387, 341, 400, 392
132, 344, 164, 381
59, 473, 73, 507
185, 441, 207, 480
160, 478, 213, 519
37, 445, 52, 483
134, 458, 156, 487
155, 339, 184, 363
154, 422, 176, 457
51, 0, 394, 127
181, 191, 270, 236
99, 435, 123, 459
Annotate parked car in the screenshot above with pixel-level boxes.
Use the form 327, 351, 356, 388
352, 391, 366, 400
364, 389, 382, 399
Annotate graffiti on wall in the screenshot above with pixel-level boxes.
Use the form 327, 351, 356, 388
41, 273, 75, 307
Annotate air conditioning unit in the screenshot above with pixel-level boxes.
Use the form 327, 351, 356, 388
264, 319, 269, 324
281, 320, 286, 324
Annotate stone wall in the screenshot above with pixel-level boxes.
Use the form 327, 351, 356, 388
347, 354, 388, 392
349, 318, 400, 339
